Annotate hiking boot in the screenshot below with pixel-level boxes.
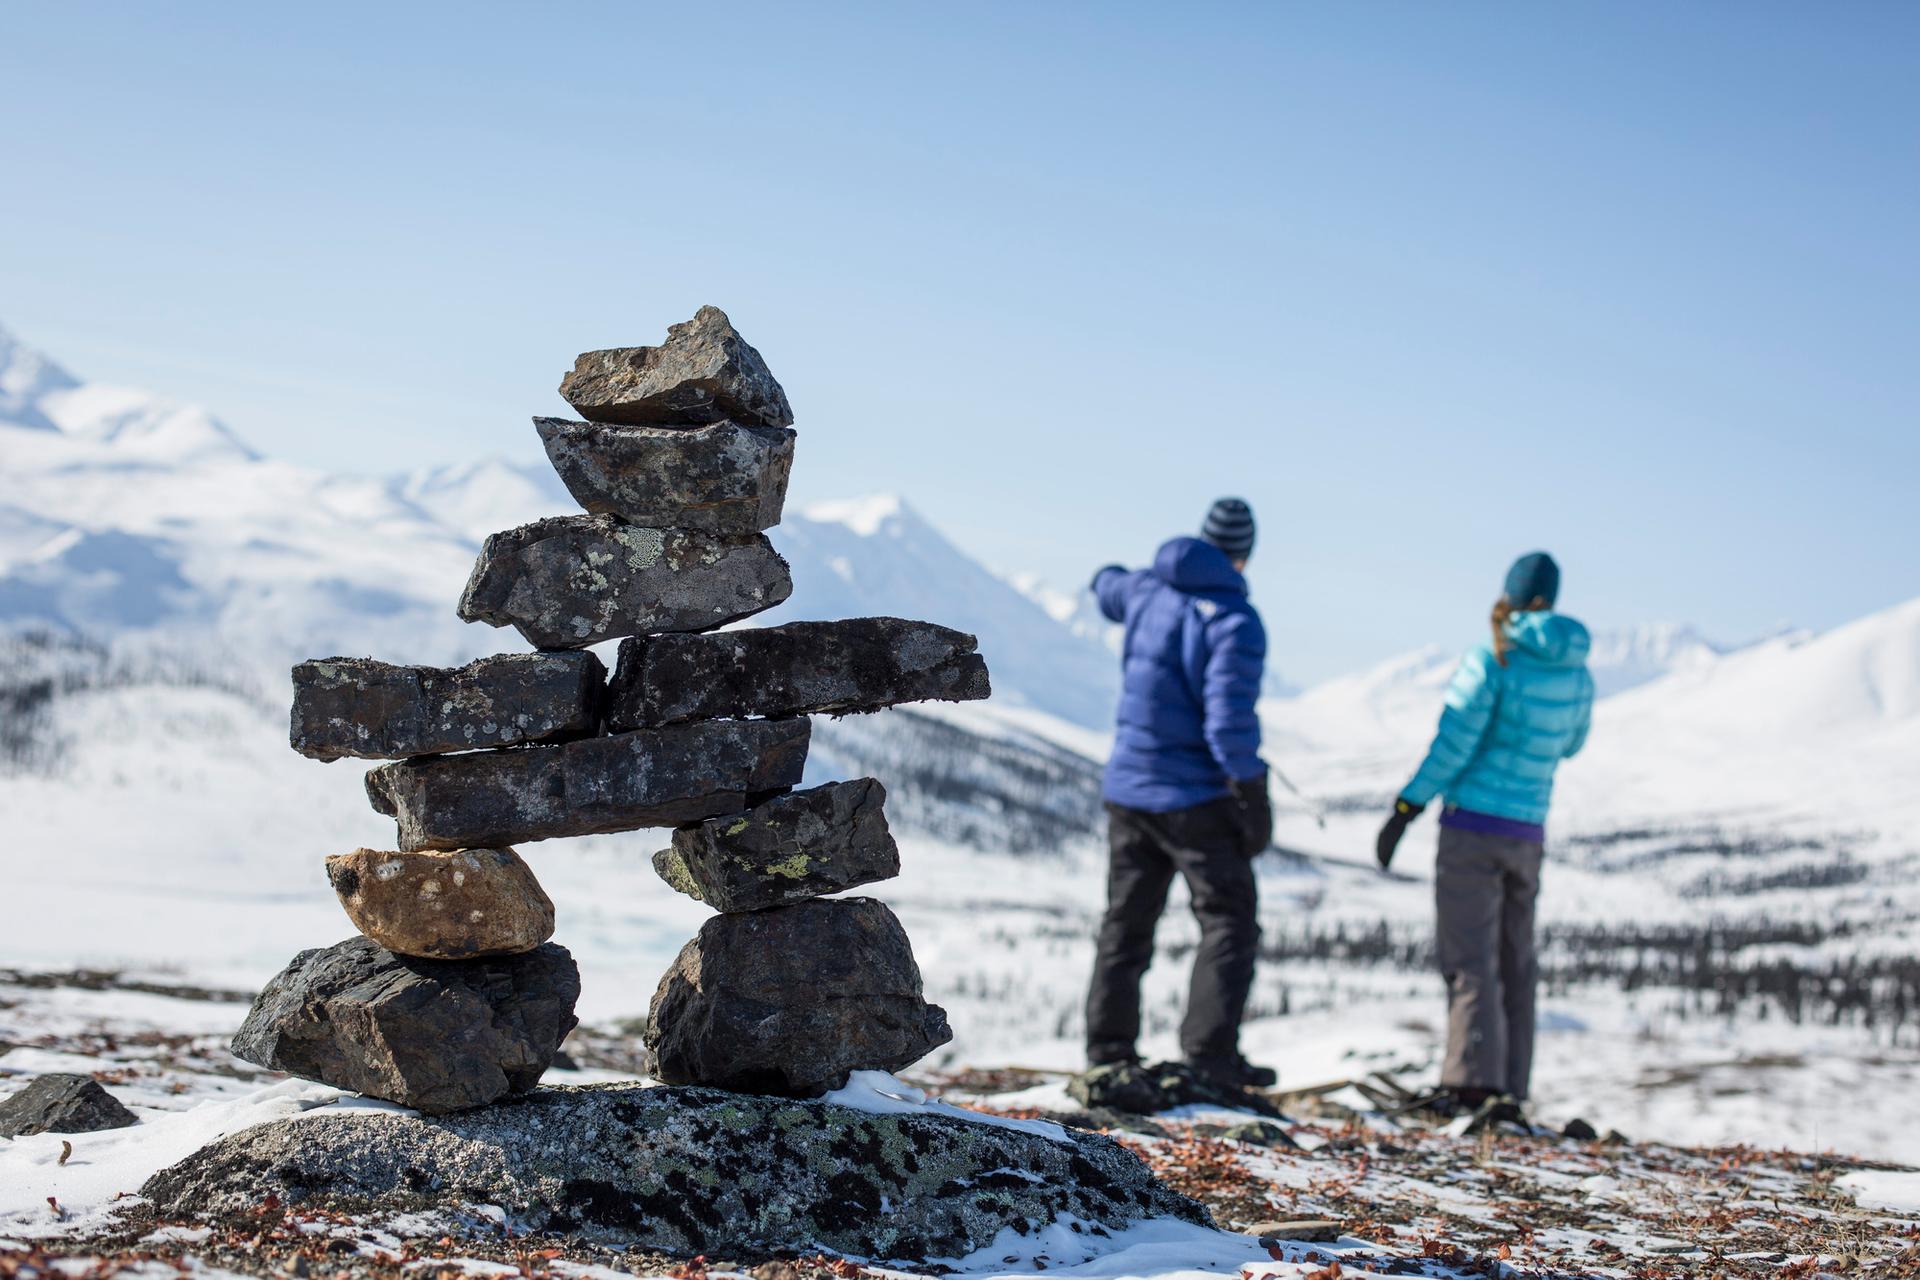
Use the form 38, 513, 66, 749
1461, 1093, 1530, 1135
1186, 1054, 1278, 1090
1086, 1043, 1141, 1070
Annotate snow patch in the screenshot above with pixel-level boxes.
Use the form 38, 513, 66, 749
823, 1071, 1071, 1143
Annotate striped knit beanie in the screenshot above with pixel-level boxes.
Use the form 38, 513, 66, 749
1201, 497, 1256, 559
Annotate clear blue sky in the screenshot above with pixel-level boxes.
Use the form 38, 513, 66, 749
5, 2, 1915, 682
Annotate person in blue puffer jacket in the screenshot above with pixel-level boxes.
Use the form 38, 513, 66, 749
1082, 498, 1276, 1090
1375, 551, 1594, 1111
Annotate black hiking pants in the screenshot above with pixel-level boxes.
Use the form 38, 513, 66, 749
1084, 799, 1260, 1064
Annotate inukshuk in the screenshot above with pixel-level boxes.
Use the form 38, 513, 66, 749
237, 306, 988, 1114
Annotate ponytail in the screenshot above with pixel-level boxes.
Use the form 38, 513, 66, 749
1490, 594, 1553, 667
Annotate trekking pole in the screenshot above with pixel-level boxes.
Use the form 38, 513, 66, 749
1268, 765, 1327, 829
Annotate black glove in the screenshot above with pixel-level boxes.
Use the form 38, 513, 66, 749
1376, 796, 1425, 869
1227, 772, 1274, 857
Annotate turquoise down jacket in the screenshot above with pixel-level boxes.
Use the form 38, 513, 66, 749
1401, 611, 1595, 824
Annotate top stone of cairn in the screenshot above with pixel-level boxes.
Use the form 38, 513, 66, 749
559, 306, 794, 431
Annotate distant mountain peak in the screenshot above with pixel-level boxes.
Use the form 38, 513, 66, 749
798, 493, 913, 537
0, 320, 255, 463
0, 322, 81, 432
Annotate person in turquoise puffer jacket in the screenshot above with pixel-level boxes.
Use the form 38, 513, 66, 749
1375, 551, 1593, 1112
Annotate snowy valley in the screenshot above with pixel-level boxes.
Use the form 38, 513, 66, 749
2, 317, 1918, 1188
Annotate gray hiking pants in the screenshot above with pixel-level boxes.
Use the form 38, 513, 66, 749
1434, 825, 1542, 1099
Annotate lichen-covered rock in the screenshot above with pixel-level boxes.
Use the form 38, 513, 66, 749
457, 515, 792, 650
535, 417, 794, 534
230, 937, 578, 1115
653, 779, 898, 912
290, 653, 604, 762
607, 617, 990, 729
646, 897, 950, 1096
326, 848, 555, 959
363, 718, 811, 851
0, 1073, 137, 1138
140, 1083, 1208, 1260
558, 306, 794, 430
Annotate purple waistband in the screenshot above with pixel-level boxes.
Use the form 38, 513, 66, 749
1439, 806, 1545, 844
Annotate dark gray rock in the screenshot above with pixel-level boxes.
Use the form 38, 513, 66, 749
1067, 1061, 1285, 1119
558, 306, 794, 430
608, 617, 990, 729
535, 417, 794, 534
230, 937, 579, 1115
653, 779, 898, 912
457, 516, 792, 650
142, 1083, 1208, 1261
646, 897, 950, 1096
290, 652, 604, 762
0, 1073, 137, 1137
364, 718, 811, 851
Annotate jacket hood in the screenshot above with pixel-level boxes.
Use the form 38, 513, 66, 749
1504, 611, 1590, 667
1153, 537, 1247, 595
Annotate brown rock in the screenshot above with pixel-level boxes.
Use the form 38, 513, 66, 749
325, 848, 555, 959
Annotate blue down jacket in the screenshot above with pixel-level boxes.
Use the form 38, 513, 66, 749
1401, 611, 1595, 824
1094, 537, 1267, 812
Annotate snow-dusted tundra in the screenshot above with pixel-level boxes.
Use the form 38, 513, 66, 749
2, 322, 1917, 1275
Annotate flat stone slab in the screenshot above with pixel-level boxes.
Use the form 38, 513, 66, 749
535, 417, 794, 534
607, 617, 990, 729
142, 1083, 1208, 1261
0, 1073, 137, 1138
646, 897, 950, 1096
230, 937, 579, 1115
327, 848, 555, 959
458, 516, 791, 650
653, 778, 898, 912
364, 718, 811, 851
290, 652, 604, 762
558, 305, 794, 430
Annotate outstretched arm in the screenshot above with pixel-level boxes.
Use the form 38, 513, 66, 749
1400, 649, 1500, 807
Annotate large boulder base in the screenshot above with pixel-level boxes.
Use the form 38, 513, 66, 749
0, 1073, 138, 1138
458, 516, 792, 650
326, 847, 555, 959
558, 305, 794, 430
141, 1084, 1208, 1261
653, 778, 898, 912
290, 652, 604, 762
231, 937, 579, 1115
363, 718, 811, 851
608, 617, 990, 729
535, 416, 794, 534
646, 897, 950, 1096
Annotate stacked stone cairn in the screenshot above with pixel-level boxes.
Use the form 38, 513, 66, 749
235, 306, 989, 1114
